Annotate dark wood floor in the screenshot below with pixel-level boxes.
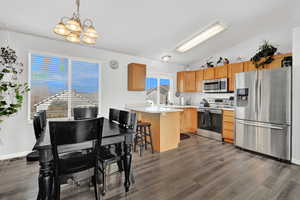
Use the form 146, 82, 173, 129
1, 135, 300, 200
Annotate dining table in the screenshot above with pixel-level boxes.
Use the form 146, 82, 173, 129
34, 118, 136, 200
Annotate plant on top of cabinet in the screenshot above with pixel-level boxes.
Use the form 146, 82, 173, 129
216, 57, 229, 66
250, 40, 277, 69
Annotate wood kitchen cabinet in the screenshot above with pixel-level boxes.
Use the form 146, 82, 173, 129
184, 71, 196, 92
222, 110, 235, 144
243, 61, 257, 72
195, 70, 204, 92
214, 65, 228, 79
128, 63, 146, 91
176, 71, 196, 92
177, 72, 184, 92
181, 108, 197, 133
203, 68, 215, 80
228, 62, 244, 92
266, 53, 292, 70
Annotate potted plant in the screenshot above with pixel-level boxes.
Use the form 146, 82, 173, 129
251, 41, 277, 68
0, 47, 29, 124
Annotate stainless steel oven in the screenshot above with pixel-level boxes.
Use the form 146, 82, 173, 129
198, 108, 223, 133
203, 78, 228, 93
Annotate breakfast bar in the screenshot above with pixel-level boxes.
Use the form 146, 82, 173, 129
127, 106, 183, 152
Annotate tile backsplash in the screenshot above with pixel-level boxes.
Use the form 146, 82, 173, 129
180, 92, 234, 105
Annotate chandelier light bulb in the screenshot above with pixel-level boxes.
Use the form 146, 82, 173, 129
66, 33, 80, 43
82, 35, 96, 44
53, 23, 70, 36
66, 19, 82, 32
84, 26, 99, 38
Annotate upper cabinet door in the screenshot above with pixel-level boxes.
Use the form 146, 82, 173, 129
177, 72, 184, 92
228, 62, 244, 92
214, 65, 228, 79
195, 70, 204, 92
244, 61, 257, 72
128, 63, 146, 91
203, 68, 215, 80
184, 71, 196, 92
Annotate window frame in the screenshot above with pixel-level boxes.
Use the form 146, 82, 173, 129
28, 51, 103, 122
146, 72, 175, 105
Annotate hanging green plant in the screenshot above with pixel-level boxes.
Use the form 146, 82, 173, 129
0, 47, 30, 122
250, 41, 277, 68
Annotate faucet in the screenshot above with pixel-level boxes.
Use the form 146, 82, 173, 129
146, 99, 154, 106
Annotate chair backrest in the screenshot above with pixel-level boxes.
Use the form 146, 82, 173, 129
33, 114, 42, 140
109, 108, 120, 123
73, 106, 98, 120
38, 110, 47, 131
49, 117, 104, 148
119, 110, 137, 130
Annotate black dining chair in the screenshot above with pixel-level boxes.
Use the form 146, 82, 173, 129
108, 108, 120, 123
26, 110, 47, 162
98, 109, 136, 195
49, 118, 104, 200
73, 106, 98, 120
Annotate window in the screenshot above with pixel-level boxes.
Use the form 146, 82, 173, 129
146, 76, 173, 105
145, 77, 158, 104
159, 79, 170, 104
30, 53, 100, 119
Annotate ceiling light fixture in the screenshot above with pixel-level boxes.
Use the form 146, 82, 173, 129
53, 0, 99, 44
176, 21, 227, 53
161, 55, 172, 62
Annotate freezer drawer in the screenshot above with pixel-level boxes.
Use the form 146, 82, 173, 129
235, 120, 291, 160
235, 120, 257, 152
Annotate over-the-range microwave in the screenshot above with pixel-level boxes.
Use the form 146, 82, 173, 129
203, 78, 228, 93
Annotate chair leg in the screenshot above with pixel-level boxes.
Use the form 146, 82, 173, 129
94, 168, 101, 200
116, 143, 124, 172
53, 177, 60, 200
143, 126, 148, 150
101, 163, 107, 196
133, 136, 137, 153
139, 141, 144, 157
148, 126, 154, 154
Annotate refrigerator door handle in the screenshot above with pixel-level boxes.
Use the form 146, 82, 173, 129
254, 79, 258, 113
236, 120, 284, 130
259, 78, 262, 112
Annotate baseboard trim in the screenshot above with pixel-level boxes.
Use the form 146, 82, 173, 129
0, 151, 32, 161
292, 158, 300, 165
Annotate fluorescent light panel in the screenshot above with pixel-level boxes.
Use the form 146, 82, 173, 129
176, 22, 227, 53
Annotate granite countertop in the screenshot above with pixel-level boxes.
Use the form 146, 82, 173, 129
163, 105, 199, 109
198, 106, 235, 111
125, 105, 183, 113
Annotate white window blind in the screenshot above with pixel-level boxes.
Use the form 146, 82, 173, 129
30, 54, 68, 119
30, 53, 100, 119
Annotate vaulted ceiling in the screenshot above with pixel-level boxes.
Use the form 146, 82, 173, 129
0, 0, 297, 65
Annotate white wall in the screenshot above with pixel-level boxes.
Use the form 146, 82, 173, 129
0, 30, 183, 159
292, 28, 300, 164
191, 28, 292, 68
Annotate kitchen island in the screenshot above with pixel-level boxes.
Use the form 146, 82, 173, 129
126, 106, 183, 152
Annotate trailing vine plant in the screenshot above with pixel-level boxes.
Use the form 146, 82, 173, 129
0, 47, 29, 123
250, 40, 277, 68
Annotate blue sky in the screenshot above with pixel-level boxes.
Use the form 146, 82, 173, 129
31, 54, 99, 94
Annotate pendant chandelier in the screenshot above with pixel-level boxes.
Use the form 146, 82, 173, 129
53, 0, 99, 44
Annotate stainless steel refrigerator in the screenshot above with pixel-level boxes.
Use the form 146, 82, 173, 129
235, 67, 291, 160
